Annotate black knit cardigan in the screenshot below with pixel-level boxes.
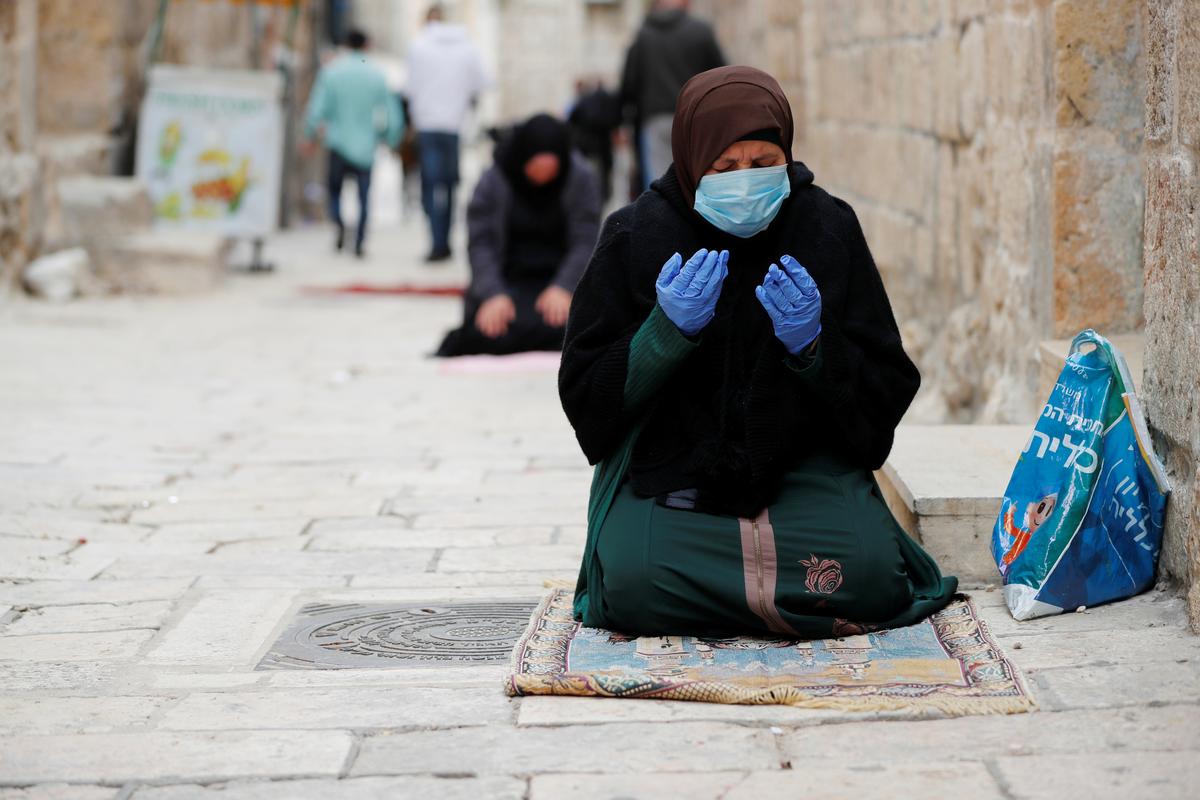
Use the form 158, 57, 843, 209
558, 163, 920, 517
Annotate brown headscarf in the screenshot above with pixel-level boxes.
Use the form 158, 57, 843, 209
670, 66, 795, 208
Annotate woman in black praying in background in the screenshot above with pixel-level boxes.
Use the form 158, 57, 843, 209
558, 66, 957, 637
436, 114, 602, 357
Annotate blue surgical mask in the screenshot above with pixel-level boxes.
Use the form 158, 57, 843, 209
693, 164, 791, 238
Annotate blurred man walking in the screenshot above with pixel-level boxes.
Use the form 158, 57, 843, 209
406, 4, 490, 263
620, 0, 724, 193
304, 29, 404, 258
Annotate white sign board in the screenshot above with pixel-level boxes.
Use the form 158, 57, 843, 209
136, 66, 284, 238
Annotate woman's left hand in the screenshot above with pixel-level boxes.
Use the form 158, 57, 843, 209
755, 254, 822, 354
536, 285, 573, 328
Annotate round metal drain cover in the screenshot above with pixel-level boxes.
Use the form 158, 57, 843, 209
259, 600, 538, 670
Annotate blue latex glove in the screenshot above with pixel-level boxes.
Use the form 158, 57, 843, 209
755, 254, 822, 354
655, 248, 729, 337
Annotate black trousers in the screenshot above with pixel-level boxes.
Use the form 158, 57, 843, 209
436, 279, 565, 357
327, 149, 372, 249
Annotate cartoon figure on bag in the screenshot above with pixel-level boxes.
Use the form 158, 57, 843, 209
999, 493, 1058, 575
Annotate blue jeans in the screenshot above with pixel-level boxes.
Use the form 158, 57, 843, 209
327, 149, 372, 250
417, 131, 460, 255
639, 114, 674, 192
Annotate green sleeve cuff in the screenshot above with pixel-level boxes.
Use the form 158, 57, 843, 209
637, 304, 699, 359
783, 337, 823, 378
623, 304, 699, 412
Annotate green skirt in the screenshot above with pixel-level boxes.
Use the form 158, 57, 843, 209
582, 453, 958, 638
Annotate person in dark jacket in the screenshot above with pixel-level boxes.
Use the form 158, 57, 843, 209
568, 81, 622, 204
620, 0, 724, 193
559, 66, 957, 638
436, 114, 602, 357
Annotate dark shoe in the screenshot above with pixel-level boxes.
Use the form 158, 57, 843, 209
424, 248, 452, 263
335, 225, 345, 252
354, 242, 365, 259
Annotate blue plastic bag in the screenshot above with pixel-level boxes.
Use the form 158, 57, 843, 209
992, 330, 1171, 620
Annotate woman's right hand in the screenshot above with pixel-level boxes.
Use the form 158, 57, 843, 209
475, 294, 517, 339
655, 248, 729, 337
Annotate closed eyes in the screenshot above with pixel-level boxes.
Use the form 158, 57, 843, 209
713, 159, 781, 173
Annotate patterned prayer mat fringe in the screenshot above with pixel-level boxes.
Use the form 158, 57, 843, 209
505, 589, 1037, 716
507, 673, 1036, 716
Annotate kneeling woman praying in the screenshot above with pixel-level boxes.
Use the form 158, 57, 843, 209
559, 66, 958, 638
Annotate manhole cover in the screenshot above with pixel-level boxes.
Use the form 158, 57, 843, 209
257, 600, 538, 670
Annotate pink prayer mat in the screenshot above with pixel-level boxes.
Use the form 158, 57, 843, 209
438, 352, 562, 375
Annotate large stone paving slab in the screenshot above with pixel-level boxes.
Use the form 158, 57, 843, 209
1029, 660, 1200, 710
0, 630, 154, 662
0, 662, 125, 692
779, 704, 1200, 764
145, 590, 295, 667
129, 777, 526, 800
0, 786, 118, 800
158, 687, 511, 730
528, 764, 1006, 800
728, 764, 1004, 800
517, 695, 929, 728
3, 601, 172, 635
350, 722, 782, 776
0, 731, 354, 784
257, 664, 508, 689
0, 696, 169, 735
258, 600, 537, 669
101, 550, 436, 580
0, 579, 192, 607
993, 751, 1200, 800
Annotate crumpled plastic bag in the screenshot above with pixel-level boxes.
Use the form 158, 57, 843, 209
992, 330, 1171, 620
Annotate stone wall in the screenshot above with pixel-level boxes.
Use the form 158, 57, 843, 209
0, 0, 40, 296
32, 0, 317, 168
1141, 0, 1199, 629
1, 0, 320, 294
495, 0, 643, 123
693, 0, 1146, 424
699, 0, 1200, 623
35, 0, 154, 139
690, 0, 805, 141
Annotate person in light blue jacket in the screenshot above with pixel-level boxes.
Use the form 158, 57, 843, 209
304, 29, 404, 257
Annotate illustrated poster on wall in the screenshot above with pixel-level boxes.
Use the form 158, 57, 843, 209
136, 66, 283, 238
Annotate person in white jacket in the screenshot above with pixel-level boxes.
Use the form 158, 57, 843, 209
406, 4, 490, 262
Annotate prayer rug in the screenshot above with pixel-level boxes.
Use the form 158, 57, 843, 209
303, 283, 464, 296
506, 589, 1035, 716
438, 352, 561, 374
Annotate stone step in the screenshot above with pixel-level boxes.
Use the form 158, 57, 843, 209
1037, 333, 1145, 398
876, 424, 1030, 586
37, 133, 114, 177
36, 134, 123, 252
54, 175, 154, 248
92, 231, 229, 294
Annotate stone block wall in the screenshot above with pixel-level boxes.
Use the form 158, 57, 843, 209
693, 0, 1146, 423
1052, 0, 1146, 337
1141, 0, 1199, 629
0, 0, 41, 296
2, 0, 320, 296
692, 0, 805, 140
35, 0, 155, 138
496, 0, 586, 122
494, 0, 643, 124
697, 0, 1199, 623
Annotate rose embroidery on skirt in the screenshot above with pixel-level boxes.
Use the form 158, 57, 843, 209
800, 554, 844, 594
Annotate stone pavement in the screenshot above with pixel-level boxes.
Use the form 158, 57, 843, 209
1, 220, 1198, 799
